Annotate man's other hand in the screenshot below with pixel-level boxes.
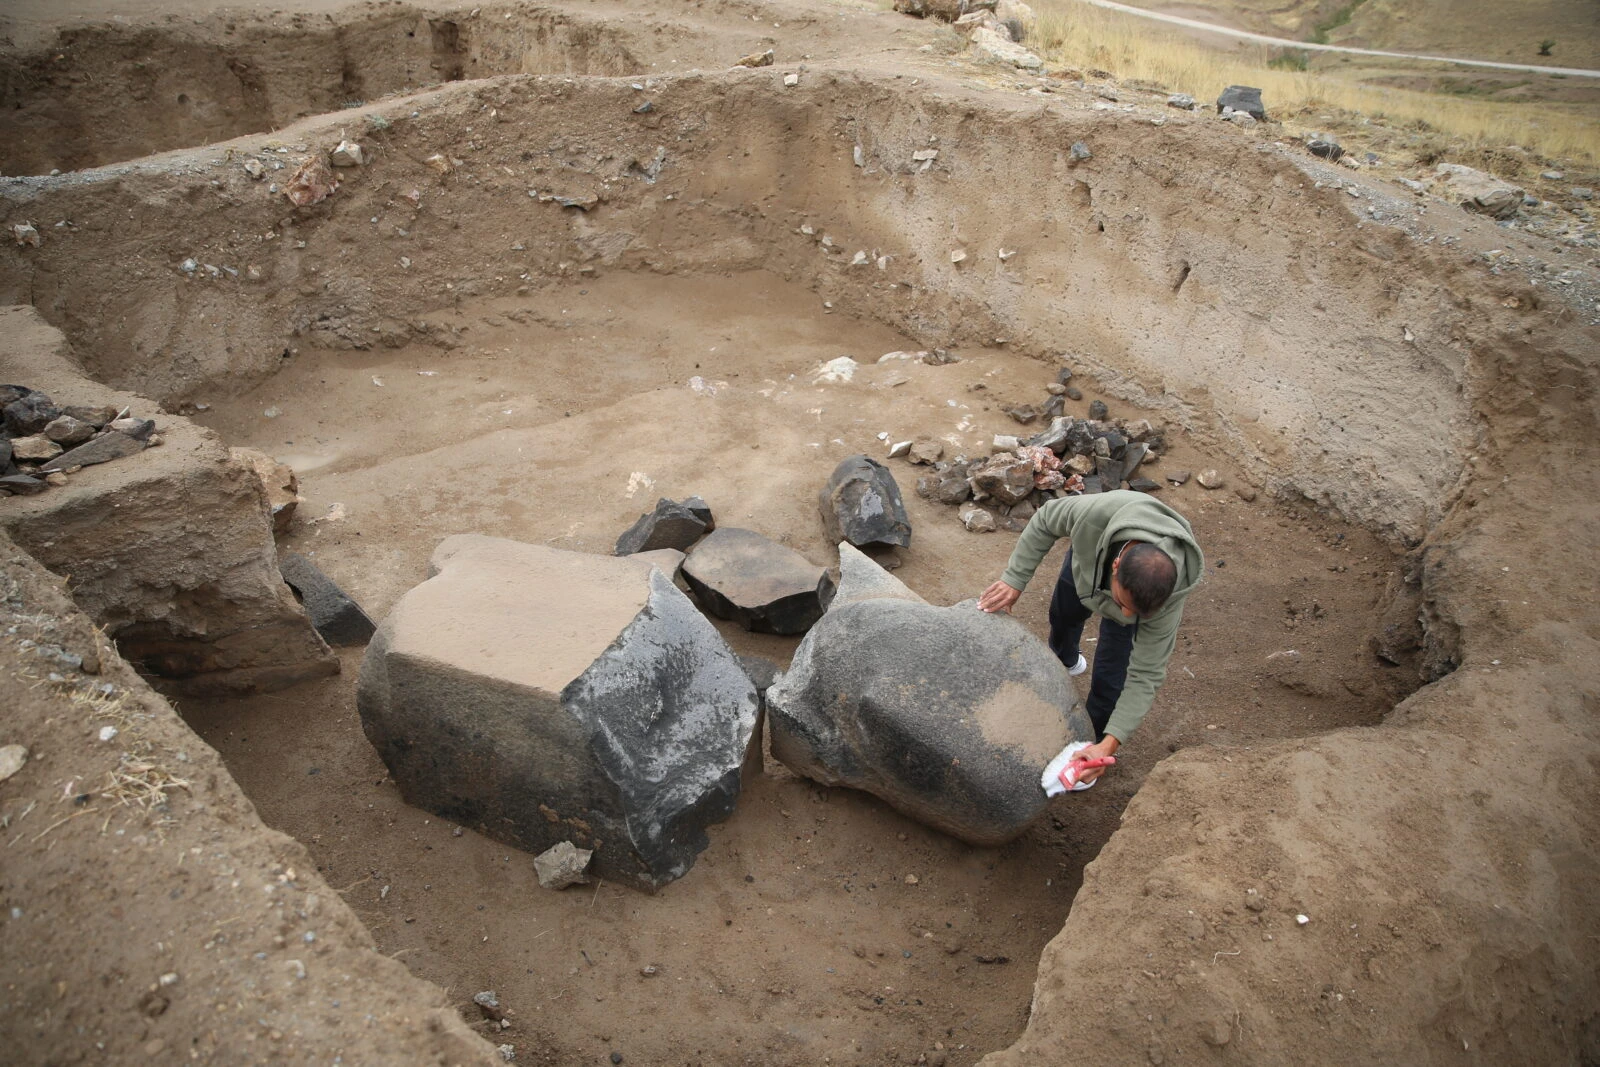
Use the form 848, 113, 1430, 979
978, 581, 1022, 613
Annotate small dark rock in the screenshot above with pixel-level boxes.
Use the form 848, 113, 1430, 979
681, 495, 715, 531
1041, 394, 1064, 418
4, 392, 60, 436
616, 498, 709, 555
1054, 367, 1073, 384
1128, 477, 1161, 492
1003, 403, 1039, 425
1065, 385, 1082, 401
611, 1053, 624, 1065
1087, 399, 1108, 420
819, 455, 912, 550
0, 474, 46, 496
1069, 141, 1092, 162
280, 553, 378, 646
1216, 85, 1266, 121
1307, 138, 1343, 162
1166, 471, 1191, 486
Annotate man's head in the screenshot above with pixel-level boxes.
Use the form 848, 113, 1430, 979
1110, 542, 1177, 618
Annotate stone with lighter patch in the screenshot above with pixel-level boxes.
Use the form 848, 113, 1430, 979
768, 544, 1093, 844
358, 534, 757, 890
819, 454, 912, 550
279, 553, 377, 647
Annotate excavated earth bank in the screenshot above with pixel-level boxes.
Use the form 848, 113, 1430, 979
2, 1, 1599, 1064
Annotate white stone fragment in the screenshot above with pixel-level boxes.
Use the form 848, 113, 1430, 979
330, 140, 366, 167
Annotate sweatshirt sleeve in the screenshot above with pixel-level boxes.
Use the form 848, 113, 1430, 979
1103, 601, 1185, 742
999, 497, 1080, 592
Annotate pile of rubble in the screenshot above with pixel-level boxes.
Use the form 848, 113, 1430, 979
0, 385, 160, 496
893, 369, 1188, 533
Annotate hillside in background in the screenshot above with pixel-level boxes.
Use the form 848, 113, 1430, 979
1127, 0, 1600, 68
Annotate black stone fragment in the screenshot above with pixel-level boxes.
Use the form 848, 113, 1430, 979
4, 392, 60, 435
818, 455, 912, 550
1216, 84, 1266, 121
0, 474, 45, 495
279, 553, 377, 646
615, 498, 709, 556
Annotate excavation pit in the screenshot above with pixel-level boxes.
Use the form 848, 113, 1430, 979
4, 4, 1599, 1063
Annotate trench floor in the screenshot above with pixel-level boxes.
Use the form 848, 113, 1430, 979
179, 268, 1400, 1065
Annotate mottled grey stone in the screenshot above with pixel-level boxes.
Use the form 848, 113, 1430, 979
3, 392, 60, 436
357, 535, 757, 890
38, 431, 144, 472
61, 405, 118, 428
0, 474, 45, 496
819, 454, 912, 550
43, 416, 95, 446
682, 528, 835, 635
767, 550, 1092, 845
1216, 85, 1266, 121
280, 553, 378, 647
968, 453, 1034, 506
615, 498, 709, 556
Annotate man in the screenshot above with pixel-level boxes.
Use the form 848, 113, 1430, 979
978, 490, 1203, 786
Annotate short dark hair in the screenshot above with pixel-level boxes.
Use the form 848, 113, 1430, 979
1120, 544, 1177, 615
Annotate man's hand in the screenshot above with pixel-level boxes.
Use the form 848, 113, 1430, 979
978, 580, 1023, 614
1069, 736, 1121, 785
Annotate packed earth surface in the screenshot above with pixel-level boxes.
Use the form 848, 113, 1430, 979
2, 1, 1598, 1065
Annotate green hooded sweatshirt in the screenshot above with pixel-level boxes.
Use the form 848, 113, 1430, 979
999, 490, 1203, 743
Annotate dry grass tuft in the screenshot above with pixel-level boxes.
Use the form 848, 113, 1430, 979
102, 755, 192, 808
1027, 0, 1600, 166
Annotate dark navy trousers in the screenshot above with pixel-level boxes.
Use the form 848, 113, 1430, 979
1047, 549, 1137, 740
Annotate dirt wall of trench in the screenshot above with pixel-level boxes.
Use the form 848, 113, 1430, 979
982, 313, 1600, 1065
0, 69, 1497, 542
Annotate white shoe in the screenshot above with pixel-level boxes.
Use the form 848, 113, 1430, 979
1069, 653, 1088, 676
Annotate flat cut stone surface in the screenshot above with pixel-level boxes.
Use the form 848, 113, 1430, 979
682, 527, 835, 635
358, 534, 758, 890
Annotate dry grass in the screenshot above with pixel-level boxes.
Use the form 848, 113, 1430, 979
1026, 0, 1600, 166
102, 754, 191, 808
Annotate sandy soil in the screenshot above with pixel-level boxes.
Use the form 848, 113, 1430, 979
158, 270, 1399, 1064
2, 0, 1599, 1064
